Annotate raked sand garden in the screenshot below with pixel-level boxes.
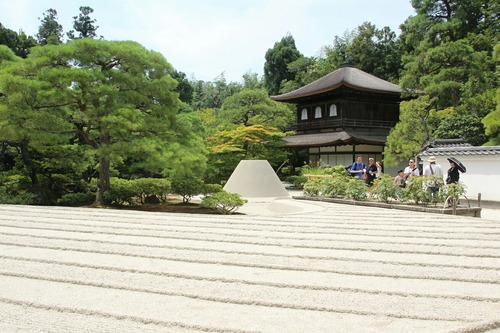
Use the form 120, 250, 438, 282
0, 200, 499, 333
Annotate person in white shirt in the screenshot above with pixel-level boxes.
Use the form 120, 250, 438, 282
376, 161, 383, 178
423, 155, 443, 198
403, 159, 420, 186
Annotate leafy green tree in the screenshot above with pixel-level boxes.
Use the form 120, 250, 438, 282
434, 113, 487, 146
482, 43, 500, 145
282, 23, 401, 92
164, 111, 208, 179
206, 124, 288, 182
36, 8, 63, 45
218, 88, 295, 130
407, 39, 490, 108
264, 33, 303, 95
322, 31, 355, 70
482, 93, 500, 145
0, 39, 182, 205
346, 22, 401, 82
191, 73, 242, 110
384, 96, 436, 166
399, 0, 497, 104
67, 6, 100, 40
0, 24, 18, 53
15, 31, 37, 58
0, 24, 36, 58
282, 56, 319, 93
386, 0, 498, 163
171, 70, 194, 104
204, 88, 294, 182
241, 70, 264, 89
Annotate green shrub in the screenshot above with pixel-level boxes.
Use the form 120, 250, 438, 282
104, 178, 137, 205
201, 191, 247, 214
345, 178, 368, 200
134, 178, 171, 203
303, 178, 323, 196
402, 176, 433, 206
171, 177, 204, 203
321, 175, 349, 197
0, 186, 37, 204
331, 165, 350, 176
201, 183, 224, 196
442, 182, 466, 200
299, 163, 328, 176
57, 192, 95, 206
371, 174, 399, 203
286, 175, 308, 189
0, 174, 37, 204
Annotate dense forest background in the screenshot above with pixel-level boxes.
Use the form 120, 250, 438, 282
0, 1, 499, 206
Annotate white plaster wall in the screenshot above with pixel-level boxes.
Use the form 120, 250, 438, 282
432, 156, 500, 202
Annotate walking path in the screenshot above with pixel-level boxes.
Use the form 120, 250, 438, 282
0, 200, 499, 333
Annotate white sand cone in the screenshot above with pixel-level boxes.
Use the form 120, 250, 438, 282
224, 160, 290, 200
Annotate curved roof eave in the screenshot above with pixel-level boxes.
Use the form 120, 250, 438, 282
271, 65, 401, 102
283, 130, 388, 148
271, 83, 400, 102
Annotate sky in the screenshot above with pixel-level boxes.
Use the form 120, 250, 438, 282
0, 0, 416, 83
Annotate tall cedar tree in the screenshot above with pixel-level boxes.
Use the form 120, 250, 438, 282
264, 34, 302, 96
67, 6, 100, 40
36, 8, 64, 45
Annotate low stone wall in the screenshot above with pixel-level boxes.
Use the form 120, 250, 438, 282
293, 196, 482, 218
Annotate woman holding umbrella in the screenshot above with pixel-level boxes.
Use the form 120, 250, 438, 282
446, 157, 466, 207
446, 157, 466, 184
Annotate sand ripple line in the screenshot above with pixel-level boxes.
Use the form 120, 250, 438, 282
2, 255, 498, 303
0, 295, 260, 333
3, 219, 499, 237
1, 232, 499, 271
0, 271, 474, 322
2, 220, 497, 242
1, 241, 498, 284
1, 227, 499, 259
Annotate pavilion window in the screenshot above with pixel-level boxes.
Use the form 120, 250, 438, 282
329, 104, 338, 117
314, 106, 322, 118
301, 108, 308, 120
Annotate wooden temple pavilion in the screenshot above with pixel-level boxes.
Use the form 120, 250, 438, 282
271, 64, 401, 167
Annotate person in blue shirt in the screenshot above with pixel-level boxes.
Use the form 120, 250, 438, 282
349, 156, 365, 180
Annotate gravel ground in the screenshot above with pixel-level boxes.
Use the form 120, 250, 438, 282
0, 201, 499, 333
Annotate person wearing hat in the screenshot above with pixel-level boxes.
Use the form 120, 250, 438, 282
423, 156, 443, 199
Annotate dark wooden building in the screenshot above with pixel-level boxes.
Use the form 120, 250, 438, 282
271, 64, 401, 167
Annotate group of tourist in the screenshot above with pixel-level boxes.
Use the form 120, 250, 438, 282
348, 156, 383, 186
395, 156, 461, 186
349, 155, 462, 192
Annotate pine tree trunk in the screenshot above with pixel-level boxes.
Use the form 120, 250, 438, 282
94, 155, 110, 206
94, 131, 111, 206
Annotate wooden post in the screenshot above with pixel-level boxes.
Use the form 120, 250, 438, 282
478, 193, 481, 208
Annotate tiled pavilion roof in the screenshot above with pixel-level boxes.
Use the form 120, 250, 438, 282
271, 64, 401, 102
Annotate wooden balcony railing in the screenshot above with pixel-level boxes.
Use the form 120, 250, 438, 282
296, 118, 397, 131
